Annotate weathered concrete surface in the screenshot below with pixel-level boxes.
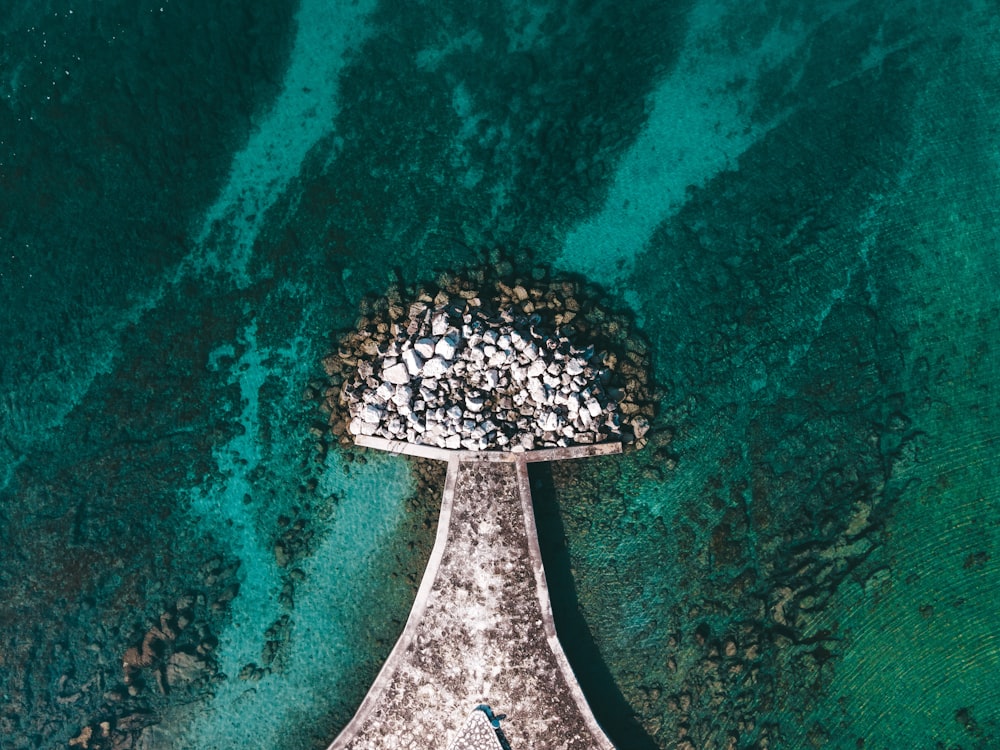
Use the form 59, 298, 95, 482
327, 449, 616, 750
354, 433, 622, 463
446, 709, 505, 750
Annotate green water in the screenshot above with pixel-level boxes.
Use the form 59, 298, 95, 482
1, 0, 997, 748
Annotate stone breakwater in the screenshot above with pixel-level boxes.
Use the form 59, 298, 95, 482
344, 299, 622, 451
321, 266, 655, 453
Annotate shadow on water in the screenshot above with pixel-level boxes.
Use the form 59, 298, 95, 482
528, 463, 660, 750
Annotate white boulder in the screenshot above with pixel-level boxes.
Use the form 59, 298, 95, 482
539, 411, 562, 432
414, 338, 436, 359
465, 391, 485, 413
402, 348, 424, 376
382, 362, 410, 385
434, 334, 459, 361
431, 312, 450, 335
361, 403, 384, 424
391, 385, 413, 407
527, 360, 546, 377
423, 356, 450, 378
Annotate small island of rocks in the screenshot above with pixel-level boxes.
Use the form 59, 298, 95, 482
321, 260, 655, 453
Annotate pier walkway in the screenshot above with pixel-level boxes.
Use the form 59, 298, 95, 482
326, 435, 619, 750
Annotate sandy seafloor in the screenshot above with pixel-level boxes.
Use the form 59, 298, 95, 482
1, 0, 998, 748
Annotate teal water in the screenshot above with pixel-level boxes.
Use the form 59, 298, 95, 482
1, 1, 997, 749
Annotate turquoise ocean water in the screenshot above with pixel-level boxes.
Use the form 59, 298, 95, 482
1, 1, 998, 748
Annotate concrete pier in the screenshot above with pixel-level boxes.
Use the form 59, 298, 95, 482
326, 437, 620, 750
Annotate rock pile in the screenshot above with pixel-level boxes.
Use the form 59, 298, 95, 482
322, 264, 656, 452
344, 298, 619, 450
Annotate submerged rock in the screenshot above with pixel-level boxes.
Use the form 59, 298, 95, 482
165, 650, 208, 687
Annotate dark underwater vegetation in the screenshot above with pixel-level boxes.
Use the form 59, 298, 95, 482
1, 0, 997, 748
